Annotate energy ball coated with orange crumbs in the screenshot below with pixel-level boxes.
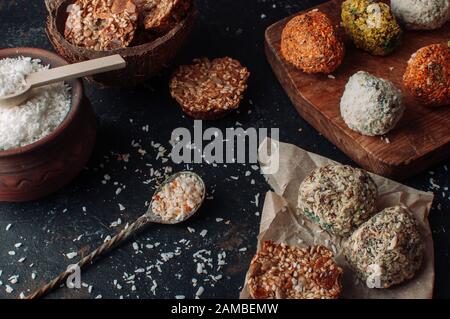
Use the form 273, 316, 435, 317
280, 9, 345, 74
403, 43, 450, 108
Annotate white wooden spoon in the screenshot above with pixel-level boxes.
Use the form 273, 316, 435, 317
0, 54, 126, 108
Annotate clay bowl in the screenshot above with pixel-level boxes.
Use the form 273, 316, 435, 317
0, 47, 96, 202
45, 0, 197, 87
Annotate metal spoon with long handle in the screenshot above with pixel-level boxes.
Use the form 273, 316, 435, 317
0, 55, 126, 108
25, 172, 206, 299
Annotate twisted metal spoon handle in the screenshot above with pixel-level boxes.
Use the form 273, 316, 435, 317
25, 214, 151, 299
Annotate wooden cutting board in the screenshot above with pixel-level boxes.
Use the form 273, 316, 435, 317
265, 0, 450, 179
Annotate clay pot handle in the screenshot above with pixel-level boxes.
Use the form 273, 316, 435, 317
45, 0, 62, 13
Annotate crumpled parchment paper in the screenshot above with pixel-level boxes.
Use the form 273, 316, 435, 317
240, 138, 434, 299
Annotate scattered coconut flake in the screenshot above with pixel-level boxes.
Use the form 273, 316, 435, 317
196, 286, 205, 297
66, 252, 77, 259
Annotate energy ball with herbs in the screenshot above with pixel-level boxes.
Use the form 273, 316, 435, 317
280, 9, 345, 74
298, 164, 378, 237
341, 71, 404, 136
344, 206, 424, 288
341, 0, 402, 56
391, 0, 450, 30
403, 43, 450, 108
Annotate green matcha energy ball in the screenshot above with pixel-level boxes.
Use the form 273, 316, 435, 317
341, 0, 402, 56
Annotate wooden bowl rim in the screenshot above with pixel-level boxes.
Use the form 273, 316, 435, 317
49, 0, 197, 57
0, 47, 83, 158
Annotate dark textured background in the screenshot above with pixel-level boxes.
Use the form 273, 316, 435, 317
0, 0, 448, 299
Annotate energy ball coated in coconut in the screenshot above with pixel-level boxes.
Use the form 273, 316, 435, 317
298, 164, 378, 237
344, 206, 424, 288
341, 0, 402, 56
340, 71, 404, 136
391, 0, 450, 30
403, 43, 450, 108
281, 9, 345, 74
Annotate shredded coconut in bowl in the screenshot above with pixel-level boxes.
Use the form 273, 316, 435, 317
0, 57, 71, 151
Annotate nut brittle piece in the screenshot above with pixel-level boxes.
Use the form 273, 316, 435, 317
169, 57, 250, 120
65, 0, 138, 51
136, 0, 191, 34
248, 241, 342, 299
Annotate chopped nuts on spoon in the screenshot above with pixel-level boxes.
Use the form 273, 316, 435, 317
151, 173, 204, 222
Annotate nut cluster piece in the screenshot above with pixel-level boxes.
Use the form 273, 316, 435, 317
248, 241, 342, 299
65, 0, 139, 51
136, 0, 192, 34
169, 57, 250, 120
64, 0, 192, 51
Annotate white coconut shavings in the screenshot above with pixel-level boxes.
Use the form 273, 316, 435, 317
0, 57, 34, 97
5, 285, 13, 294
66, 252, 78, 259
0, 57, 71, 150
195, 286, 205, 297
